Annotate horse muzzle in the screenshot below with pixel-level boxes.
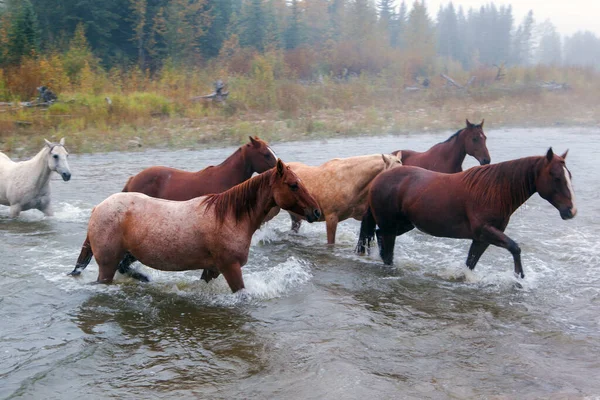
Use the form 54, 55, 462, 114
305, 208, 321, 223
61, 172, 72, 181
479, 157, 491, 165
560, 207, 576, 220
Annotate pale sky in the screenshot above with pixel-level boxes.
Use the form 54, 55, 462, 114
421, 0, 600, 37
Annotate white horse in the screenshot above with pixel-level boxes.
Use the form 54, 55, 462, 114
0, 138, 72, 217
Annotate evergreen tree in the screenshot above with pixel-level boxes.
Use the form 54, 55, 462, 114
284, 0, 303, 49
390, 1, 407, 49
536, 19, 561, 65
200, 0, 239, 59
436, 3, 460, 61
512, 10, 535, 65
239, 0, 266, 51
6, 0, 39, 64
405, 0, 435, 63
378, 0, 394, 40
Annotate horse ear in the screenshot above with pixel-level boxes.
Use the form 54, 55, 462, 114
466, 119, 473, 128
59, 137, 65, 146
44, 139, 52, 147
546, 147, 554, 162
561, 149, 569, 159
276, 159, 285, 176
480, 119, 484, 128
381, 154, 389, 166
249, 136, 259, 147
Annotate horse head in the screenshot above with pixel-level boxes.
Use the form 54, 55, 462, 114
463, 119, 491, 165
44, 138, 71, 181
272, 159, 321, 222
536, 148, 577, 220
244, 136, 278, 173
381, 153, 402, 170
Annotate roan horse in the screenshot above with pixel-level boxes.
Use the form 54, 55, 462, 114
0, 138, 71, 217
73, 136, 277, 279
69, 160, 321, 293
356, 148, 576, 278
392, 119, 491, 173
285, 154, 402, 244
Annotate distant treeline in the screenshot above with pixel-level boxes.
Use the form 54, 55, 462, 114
1, 0, 599, 76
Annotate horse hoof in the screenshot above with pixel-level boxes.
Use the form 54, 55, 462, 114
513, 281, 523, 289
68, 270, 81, 277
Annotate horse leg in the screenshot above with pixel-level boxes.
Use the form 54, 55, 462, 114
39, 196, 53, 217
117, 253, 149, 282
9, 204, 21, 218
466, 240, 490, 270
290, 213, 302, 233
96, 262, 119, 284
220, 262, 245, 293
480, 225, 524, 278
356, 207, 376, 255
201, 269, 221, 283
376, 229, 397, 265
325, 215, 339, 245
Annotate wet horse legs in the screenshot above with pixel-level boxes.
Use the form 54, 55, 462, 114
117, 252, 149, 282
220, 262, 245, 293
479, 225, 524, 278
376, 229, 397, 265
466, 240, 490, 270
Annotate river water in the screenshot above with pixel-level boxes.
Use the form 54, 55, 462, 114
1, 127, 599, 399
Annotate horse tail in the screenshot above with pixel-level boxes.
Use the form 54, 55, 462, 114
356, 206, 377, 255
69, 235, 93, 276
122, 176, 133, 192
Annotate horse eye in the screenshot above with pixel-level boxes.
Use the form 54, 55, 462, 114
289, 183, 299, 191
472, 137, 479, 142
53, 154, 59, 159
264, 154, 271, 159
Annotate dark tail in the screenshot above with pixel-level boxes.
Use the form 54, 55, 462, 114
356, 206, 377, 255
69, 235, 93, 276
122, 176, 133, 192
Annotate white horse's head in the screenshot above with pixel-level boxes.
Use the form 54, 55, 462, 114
44, 138, 71, 181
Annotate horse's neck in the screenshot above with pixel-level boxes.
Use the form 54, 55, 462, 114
210, 147, 252, 184
246, 178, 276, 232
427, 134, 465, 172
21, 147, 52, 191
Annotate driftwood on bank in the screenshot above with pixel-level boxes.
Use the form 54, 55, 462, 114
440, 73, 463, 88
191, 79, 229, 103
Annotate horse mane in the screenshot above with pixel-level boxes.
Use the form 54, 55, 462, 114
202, 168, 274, 224
443, 128, 463, 143
460, 156, 542, 215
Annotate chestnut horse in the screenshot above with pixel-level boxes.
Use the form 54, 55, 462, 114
73, 136, 277, 278
122, 136, 277, 199
285, 154, 402, 244
391, 119, 490, 173
356, 148, 576, 278
70, 160, 320, 293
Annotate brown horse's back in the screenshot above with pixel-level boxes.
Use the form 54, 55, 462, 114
123, 166, 229, 201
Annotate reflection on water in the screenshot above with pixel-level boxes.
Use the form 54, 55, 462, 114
1, 127, 600, 398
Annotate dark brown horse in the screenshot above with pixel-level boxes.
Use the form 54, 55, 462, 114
71, 136, 277, 280
122, 136, 277, 199
70, 160, 320, 293
392, 119, 490, 173
356, 148, 576, 278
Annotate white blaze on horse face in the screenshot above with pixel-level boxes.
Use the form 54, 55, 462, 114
563, 166, 577, 215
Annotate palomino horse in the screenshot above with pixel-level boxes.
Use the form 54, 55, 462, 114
391, 119, 490, 173
73, 136, 277, 276
0, 138, 71, 217
122, 136, 277, 199
285, 154, 402, 244
356, 148, 576, 278
70, 160, 321, 293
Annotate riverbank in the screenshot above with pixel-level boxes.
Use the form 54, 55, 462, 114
1, 85, 598, 156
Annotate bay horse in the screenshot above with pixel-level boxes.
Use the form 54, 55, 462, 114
391, 119, 490, 173
0, 138, 71, 217
69, 160, 321, 293
122, 136, 277, 199
284, 154, 402, 244
356, 148, 576, 278
73, 136, 277, 278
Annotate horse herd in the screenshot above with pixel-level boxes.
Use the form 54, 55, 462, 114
0, 119, 576, 294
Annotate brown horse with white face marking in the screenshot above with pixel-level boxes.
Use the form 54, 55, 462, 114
392, 119, 490, 173
72, 160, 320, 293
357, 148, 576, 278
284, 154, 402, 244
122, 136, 277, 199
